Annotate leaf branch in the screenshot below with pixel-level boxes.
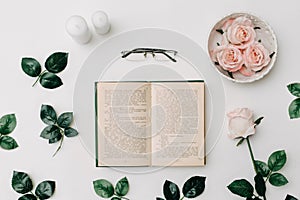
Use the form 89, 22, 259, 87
52, 134, 64, 157
32, 70, 46, 87
265, 171, 272, 183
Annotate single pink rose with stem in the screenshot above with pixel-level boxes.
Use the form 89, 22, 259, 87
227, 108, 264, 173
226, 108, 291, 199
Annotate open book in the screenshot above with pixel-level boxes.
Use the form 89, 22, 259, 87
95, 81, 205, 167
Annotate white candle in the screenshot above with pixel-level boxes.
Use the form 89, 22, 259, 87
65, 15, 92, 44
91, 11, 111, 35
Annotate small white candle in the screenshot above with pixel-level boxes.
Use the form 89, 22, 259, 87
91, 11, 111, 35
65, 15, 92, 44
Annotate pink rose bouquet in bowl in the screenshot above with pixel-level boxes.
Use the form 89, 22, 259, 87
208, 13, 277, 83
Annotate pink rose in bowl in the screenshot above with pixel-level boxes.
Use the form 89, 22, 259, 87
227, 108, 255, 139
226, 16, 256, 49
212, 45, 244, 72
243, 42, 271, 72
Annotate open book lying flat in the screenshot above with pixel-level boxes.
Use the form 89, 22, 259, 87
95, 81, 205, 167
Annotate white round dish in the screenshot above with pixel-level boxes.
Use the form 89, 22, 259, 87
208, 13, 277, 83
73, 28, 226, 172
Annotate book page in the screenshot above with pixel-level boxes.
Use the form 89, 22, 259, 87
151, 82, 205, 166
96, 82, 151, 166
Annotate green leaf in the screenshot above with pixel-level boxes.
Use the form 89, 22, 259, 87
39, 72, 63, 89
18, 194, 38, 200
49, 133, 62, 144
255, 160, 271, 177
269, 52, 276, 58
35, 180, 56, 199
268, 150, 287, 172
287, 83, 300, 97
111, 197, 121, 200
228, 71, 234, 79
227, 179, 254, 198
216, 29, 224, 34
254, 173, 266, 197
115, 177, 129, 196
18, 194, 37, 200
182, 176, 206, 198
11, 171, 33, 194
288, 98, 300, 119
0, 114, 17, 135
40, 105, 57, 125
254, 117, 264, 126
236, 138, 245, 146
269, 173, 288, 187
64, 127, 79, 137
286, 194, 298, 200
21, 58, 42, 77
45, 52, 68, 73
40, 125, 61, 140
93, 179, 114, 198
57, 112, 73, 128
0, 136, 18, 150
163, 180, 180, 200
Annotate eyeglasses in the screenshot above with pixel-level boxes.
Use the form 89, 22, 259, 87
121, 48, 178, 62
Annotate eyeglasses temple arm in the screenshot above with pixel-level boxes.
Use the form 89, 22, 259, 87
160, 52, 177, 62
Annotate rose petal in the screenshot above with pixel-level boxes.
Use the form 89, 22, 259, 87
243, 124, 256, 138
240, 66, 255, 76
222, 17, 235, 30
239, 108, 254, 119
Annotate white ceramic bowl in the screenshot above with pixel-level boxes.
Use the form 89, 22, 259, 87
208, 13, 277, 83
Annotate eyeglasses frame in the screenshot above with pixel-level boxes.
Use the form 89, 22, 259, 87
121, 48, 178, 62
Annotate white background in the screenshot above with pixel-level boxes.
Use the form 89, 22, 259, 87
1, 0, 300, 199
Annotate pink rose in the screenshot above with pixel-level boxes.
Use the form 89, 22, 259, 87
226, 16, 256, 49
227, 108, 255, 139
213, 45, 244, 72
243, 42, 271, 72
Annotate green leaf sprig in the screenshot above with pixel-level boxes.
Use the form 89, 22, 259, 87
40, 104, 78, 156
157, 176, 206, 200
227, 150, 289, 200
255, 150, 288, 187
0, 114, 18, 150
93, 177, 130, 200
21, 52, 68, 89
227, 116, 295, 200
12, 170, 55, 200
287, 83, 300, 119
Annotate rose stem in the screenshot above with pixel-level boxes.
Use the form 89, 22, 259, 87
246, 136, 258, 174
32, 70, 46, 87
